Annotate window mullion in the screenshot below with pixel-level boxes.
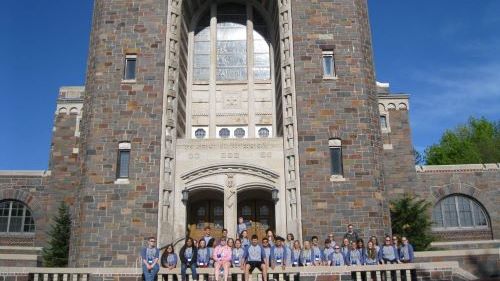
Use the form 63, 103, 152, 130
7, 201, 12, 232
455, 196, 461, 228
21, 205, 26, 232
440, 201, 446, 227
470, 200, 476, 227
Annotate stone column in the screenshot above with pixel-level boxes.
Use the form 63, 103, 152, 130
224, 174, 237, 237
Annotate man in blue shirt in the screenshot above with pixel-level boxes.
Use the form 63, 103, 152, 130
244, 235, 268, 281
141, 237, 160, 281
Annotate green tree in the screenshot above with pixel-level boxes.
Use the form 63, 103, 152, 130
390, 195, 433, 251
425, 117, 500, 165
42, 202, 72, 267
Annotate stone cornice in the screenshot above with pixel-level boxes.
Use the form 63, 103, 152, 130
416, 163, 500, 173
0, 170, 51, 177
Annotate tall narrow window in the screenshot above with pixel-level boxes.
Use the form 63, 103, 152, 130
329, 138, 343, 176
117, 142, 131, 179
123, 54, 137, 81
380, 115, 388, 129
322, 50, 336, 78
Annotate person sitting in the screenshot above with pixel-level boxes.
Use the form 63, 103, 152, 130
300, 240, 313, 266
270, 236, 287, 270
322, 239, 334, 266
179, 238, 198, 281
243, 235, 268, 281
399, 236, 414, 263
330, 245, 346, 266
237, 217, 247, 237
311, 236, 323, 266
213, 237, 232, 281
232, 239, 245, 269
378, 236, 400, 264
347, 241, 364, 266
196, 239, 210, 268
141, 237, 160, 281
365, 240, 379, 265
160, 243, 177, 270
290, 240, 301, 267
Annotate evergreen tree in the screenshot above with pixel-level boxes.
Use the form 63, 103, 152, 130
390, 195, 433, 251
425, 117, 500, 165
42, 202, 72, 267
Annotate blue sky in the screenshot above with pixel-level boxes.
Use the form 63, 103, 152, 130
0, 1, 499, 170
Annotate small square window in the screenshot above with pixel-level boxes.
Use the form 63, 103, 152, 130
322, 50, 336, 78
124, 55, 137, 81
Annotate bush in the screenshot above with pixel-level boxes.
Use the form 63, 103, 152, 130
390, 194, 434, 251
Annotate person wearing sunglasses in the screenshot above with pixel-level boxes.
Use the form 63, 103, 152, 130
378, 236, 400, 264
330, 245, 346, 266
141, 237, 160, 281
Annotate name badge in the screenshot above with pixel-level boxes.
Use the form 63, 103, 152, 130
306, 262, 312, 266
187, 258, 192, 262
276, 258, 282, 264
315, 256, 320, 261
198, 262, 204, 266
293, 261, 298, 265
235, 260, 240, 264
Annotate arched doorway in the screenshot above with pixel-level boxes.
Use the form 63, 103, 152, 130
237, 189, 275, 240
187, 189, 224, 241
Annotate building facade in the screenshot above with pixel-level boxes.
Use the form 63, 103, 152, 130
0, 0, 498, 268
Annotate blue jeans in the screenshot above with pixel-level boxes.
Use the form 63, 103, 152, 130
143, 263, 159, 281
181, 263, 198, 281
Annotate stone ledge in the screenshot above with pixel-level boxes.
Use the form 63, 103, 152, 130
0, 254, 38, 261
415, 248, 499, 258
416, 163, 500, 173
431, 239, 500, 246
0, 170, 51, 177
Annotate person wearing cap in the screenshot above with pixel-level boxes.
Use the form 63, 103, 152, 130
213, 237, 232, 281
330, 245, 346, 266
270, 236, 287, 270
243, 235, 268, 281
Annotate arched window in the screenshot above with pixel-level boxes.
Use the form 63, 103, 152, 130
432, 195, 489, 229
0, 200, 35, 233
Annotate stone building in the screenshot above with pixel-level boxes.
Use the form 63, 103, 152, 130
0, 0, 498, 268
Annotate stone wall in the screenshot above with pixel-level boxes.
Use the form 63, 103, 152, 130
71, 0, 168, 267
291, 0, 389, 240
0, 172, 50, 247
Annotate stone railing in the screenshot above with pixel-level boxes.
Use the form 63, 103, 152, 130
0, 262, 477, 281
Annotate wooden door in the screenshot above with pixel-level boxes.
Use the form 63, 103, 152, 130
188, 200, 224, 241
238, 200, 274, 240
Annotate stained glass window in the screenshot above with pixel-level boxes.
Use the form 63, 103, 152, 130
432, 195, 489, 229
0, 200, 35, 233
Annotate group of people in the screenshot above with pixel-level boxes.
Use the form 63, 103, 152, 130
141, 220, 415, 281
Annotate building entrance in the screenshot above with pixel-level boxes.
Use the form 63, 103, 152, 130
238, 189, 275, 240
187, 190, 224, 241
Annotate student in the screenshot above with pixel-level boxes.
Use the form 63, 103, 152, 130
357, 239, 367, 261
344, 224, 359, 244
330, 245, 346, 266
179, 238, 198, 281
197, 239, 210, 268
227, 238, 235, 249
286, 233, 295, 249
340, 238, 350, 257
365, 241, 379, 265
370, 236, 380, 252
399, 236, 414, 263
240, 230, 250, 249
237, 217, 247, 236
232, 239, 245, 269
327, 233, 337, 248
262, 238, 272, 264
322, 239, 334, 266
141, 237, 160, 281
270, 237, 287, 270
160, 244, 177, 269
378, 236, 400, 264
347, 241, 364, 266
213, 237, 232, 281
244, 235, 268, 281
265, 229, 276, 247
221, 229, 228, 240
300, 240, 313, 266
290, 240, 301, 267
203, 226, 215, 247
311, 236, 322, 266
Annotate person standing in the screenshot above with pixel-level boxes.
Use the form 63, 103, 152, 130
378, 236, 400, 264
300, 240, 313, 266
346, 241, 364, 266
243, 235, 268, 281
330, 245, 346, 266
290, 240, 301, 267
322, 239, 334, 266
141, 237, 160, 281
365, 241, 379, 265
343, 224, 359, 244
237, 217, 247, 236
213, 237, 232, 281
179, 238, 198, 281
203, 226, 215, 247
399, 236, 414, 263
